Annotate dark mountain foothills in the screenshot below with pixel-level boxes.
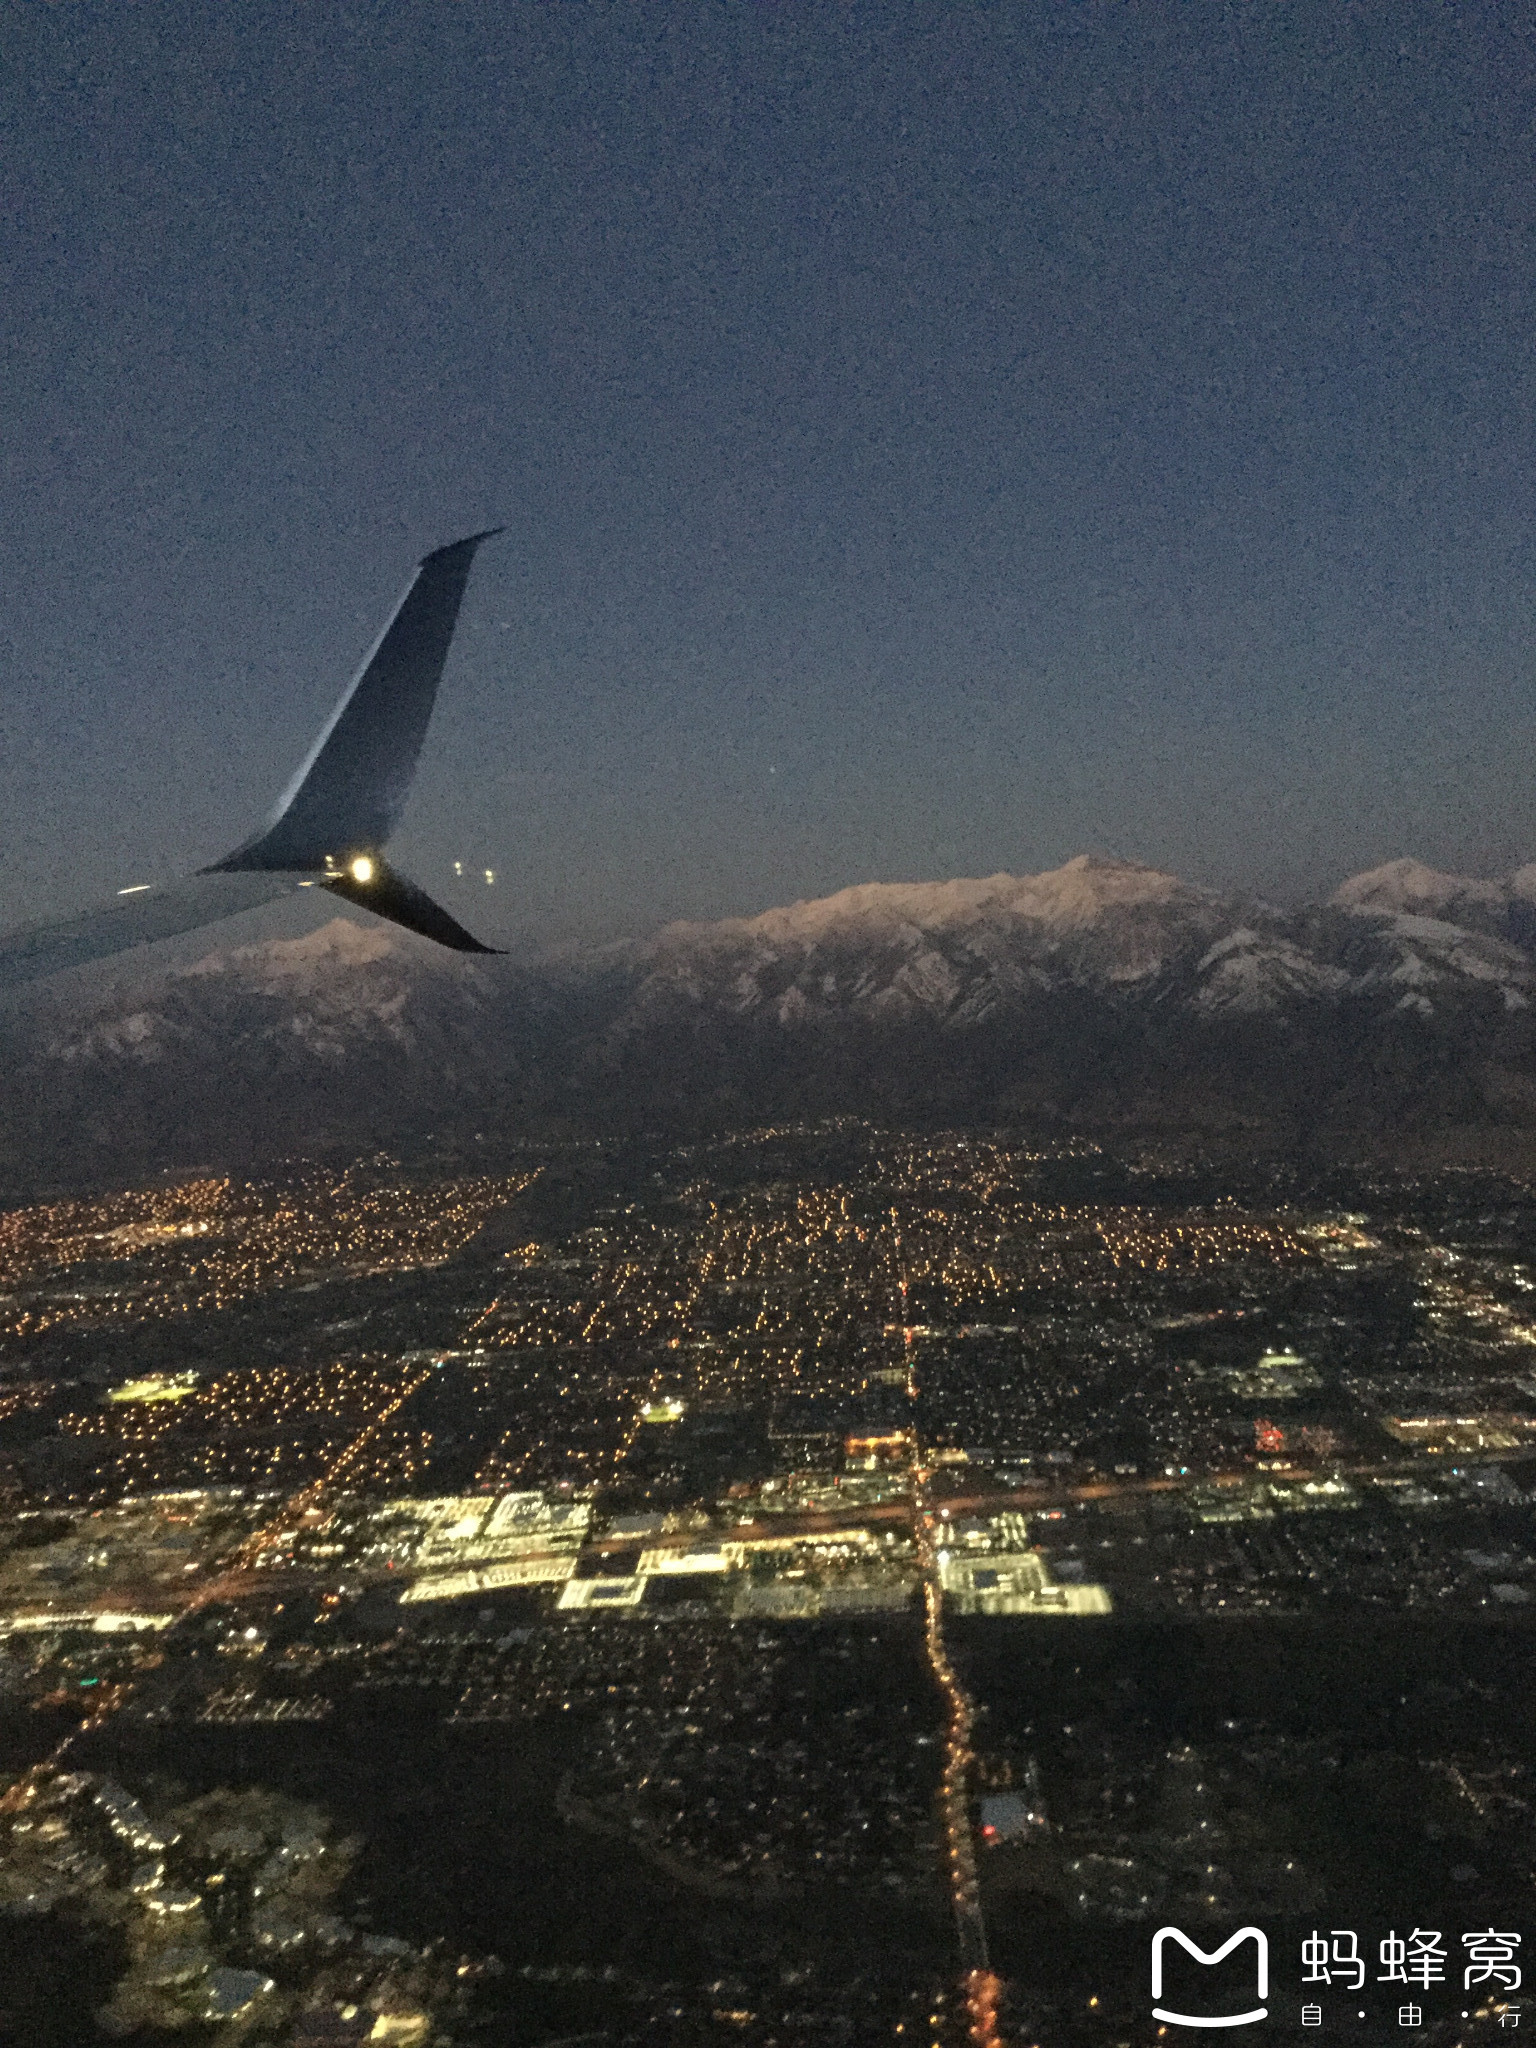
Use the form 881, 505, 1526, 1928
3, 855, 1536, 1195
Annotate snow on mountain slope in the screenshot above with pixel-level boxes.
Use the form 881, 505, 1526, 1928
18, 854, 1536, 1085
660, 856, 1210, 946
1326, 862, 1536, 1011
5, 856, 1536, 1188
1333, 858, 1510, 918
640, 857, 1236, 1022
1193, 929, 1350, 1015
179, 917, 404, 982
1332, 858, 1536, 948
41, 919, 497, 1068
1351, 913, 1532, 1013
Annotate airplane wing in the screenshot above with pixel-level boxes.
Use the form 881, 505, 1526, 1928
0, 530, 503, 993
210, 529, 501, 873
0, 875, 305, 994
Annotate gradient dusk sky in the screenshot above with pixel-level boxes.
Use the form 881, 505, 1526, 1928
4, 3, 1534, 949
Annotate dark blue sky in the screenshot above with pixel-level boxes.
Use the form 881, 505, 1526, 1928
5, 2, 1534, 948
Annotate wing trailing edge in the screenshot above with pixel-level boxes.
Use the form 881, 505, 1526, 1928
0, 874, 304, 995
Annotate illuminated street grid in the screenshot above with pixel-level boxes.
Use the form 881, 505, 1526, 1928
0, 1164, 534, 1339
2, 1130, 1535, 1599
54, 1360, 439, 1494
460, 1140, 1340, 1509
2, 1132, 1536, 2044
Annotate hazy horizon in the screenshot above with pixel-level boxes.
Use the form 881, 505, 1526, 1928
13, 839, 1532, 989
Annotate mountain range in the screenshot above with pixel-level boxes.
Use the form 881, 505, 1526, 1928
4, 854, 1536, 1193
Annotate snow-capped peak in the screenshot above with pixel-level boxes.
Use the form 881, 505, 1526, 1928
1332, 858, 1514, 918
656, 855, 1213, 953
179, 917, 406, 984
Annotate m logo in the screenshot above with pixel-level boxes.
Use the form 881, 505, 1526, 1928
1152, 1926, 1269, 2028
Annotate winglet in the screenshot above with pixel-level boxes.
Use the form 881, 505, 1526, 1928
320, 857, 504, 954
209, 529, 501, 875
0, 532, 507, 989
422, 526, 505, 561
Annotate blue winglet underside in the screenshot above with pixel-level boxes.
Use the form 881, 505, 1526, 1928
210, 529, 502, 873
